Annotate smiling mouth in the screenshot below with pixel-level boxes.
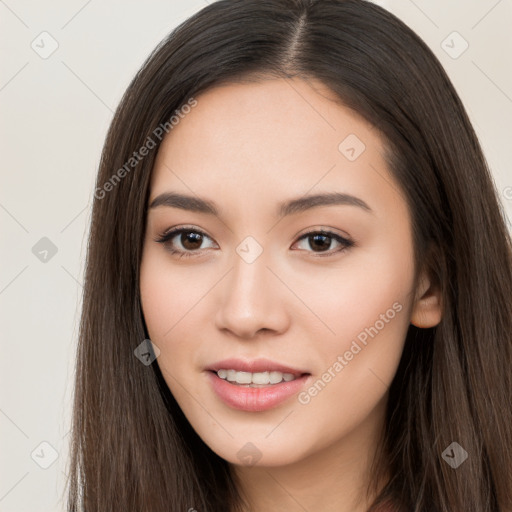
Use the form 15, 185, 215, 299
206, 369, 312, 412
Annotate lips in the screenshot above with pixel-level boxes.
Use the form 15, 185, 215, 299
205, 357, 308, 377
205, 358, 311, 412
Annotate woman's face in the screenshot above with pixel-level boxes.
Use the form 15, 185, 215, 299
140, 77, 425, 467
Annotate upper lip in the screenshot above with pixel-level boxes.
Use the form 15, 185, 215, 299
206, 358, 309, 377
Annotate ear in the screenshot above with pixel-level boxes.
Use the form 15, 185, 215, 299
410, 268, 443, 328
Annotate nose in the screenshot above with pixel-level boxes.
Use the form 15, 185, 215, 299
214, 249, 290, 339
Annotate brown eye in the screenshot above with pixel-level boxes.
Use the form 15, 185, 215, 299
308, 233, 332, 252
154, 227, 217, 258
293, 230, 354, 255
180, 231, 203, 250
155, 227, 353, 258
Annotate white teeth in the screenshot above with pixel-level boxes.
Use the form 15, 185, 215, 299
216, 369, 298, 385
252, 371, 270, 384
269, 371, 283, 384
236, 371, 252, 384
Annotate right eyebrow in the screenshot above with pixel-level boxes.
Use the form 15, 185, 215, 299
149, 192, 218, 215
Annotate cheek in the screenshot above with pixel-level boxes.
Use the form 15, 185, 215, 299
139, 247, 220, 393
140, 247, 213, 340
291, 231, 415, 398
289, 251, 414, 451
293, 235, 415, 351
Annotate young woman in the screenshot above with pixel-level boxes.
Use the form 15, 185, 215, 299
66, 1, 512, 511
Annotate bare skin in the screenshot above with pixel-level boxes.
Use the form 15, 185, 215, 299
139, 77, 442, 512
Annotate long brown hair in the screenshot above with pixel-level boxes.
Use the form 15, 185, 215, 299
66, 1, 512, 510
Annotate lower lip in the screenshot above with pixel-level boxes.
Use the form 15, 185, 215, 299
206, 371, 310, 412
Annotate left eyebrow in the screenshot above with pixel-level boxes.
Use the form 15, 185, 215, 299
277, 192, 373, 217
148, 191, 373, 217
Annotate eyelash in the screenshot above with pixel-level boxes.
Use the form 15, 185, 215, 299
154, 225, 355, 259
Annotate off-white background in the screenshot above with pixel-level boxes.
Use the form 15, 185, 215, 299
0, 1, 511, 510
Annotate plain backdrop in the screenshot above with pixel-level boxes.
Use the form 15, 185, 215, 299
1, 0, 511, 510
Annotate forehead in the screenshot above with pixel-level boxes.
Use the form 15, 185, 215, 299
158, 77, 380, 161
149, 78, 404, 221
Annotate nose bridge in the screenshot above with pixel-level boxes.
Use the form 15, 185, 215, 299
231, 247, 268, 303
215, 242, 288, 337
